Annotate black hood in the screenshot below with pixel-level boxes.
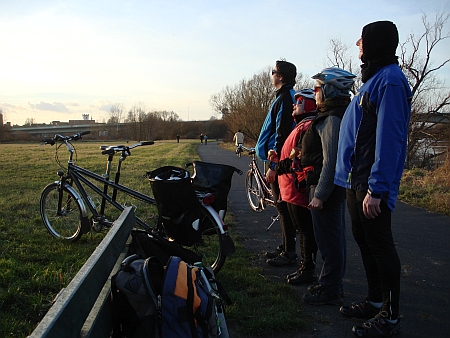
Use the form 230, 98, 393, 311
361, 21, 399, 62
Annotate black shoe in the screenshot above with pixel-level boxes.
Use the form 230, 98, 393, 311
352, 312, 402, 337
340, 299, 381, 319
307, 282, 321, 293
287, 270, 317, 285
302, 286, 343, 306
307, 282, 345, 297
264, 244, 284, 259
266, 252, 297, 267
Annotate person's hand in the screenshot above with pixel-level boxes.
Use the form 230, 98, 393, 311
268, 150, 278, 163
265, 168, 276, 183
308, 197, 323, 210
363, 193, 381, 219
289, 147, 301, 160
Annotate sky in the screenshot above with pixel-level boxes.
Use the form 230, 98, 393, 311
1, 0, 449, 126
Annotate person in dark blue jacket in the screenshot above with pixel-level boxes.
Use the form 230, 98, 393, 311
256, 59, 298, 266
334, 21, 412, 337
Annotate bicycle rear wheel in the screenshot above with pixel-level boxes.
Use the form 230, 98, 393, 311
245, 170, 263, 212
188, 205, 225, 274
40, 182, 83, 242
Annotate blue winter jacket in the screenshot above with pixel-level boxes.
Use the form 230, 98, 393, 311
256, 84, 296, 162
334, 64, 412, 211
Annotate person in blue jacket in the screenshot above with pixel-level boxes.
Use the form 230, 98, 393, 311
334, 21, 412, 337
256, 59, 298, 266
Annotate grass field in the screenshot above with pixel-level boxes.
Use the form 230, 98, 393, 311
0, 139, 308, 337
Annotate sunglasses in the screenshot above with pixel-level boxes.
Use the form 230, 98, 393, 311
271, 69, 280, 75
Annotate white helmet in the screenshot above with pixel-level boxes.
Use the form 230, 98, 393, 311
312, 67, 356, 99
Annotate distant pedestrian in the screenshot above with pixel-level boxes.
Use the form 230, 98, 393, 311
334, 21, 412, 337
176, 135, 180, 143
200, 133, 204, 144
233, 130, 244, 146
204, 134, 208, 145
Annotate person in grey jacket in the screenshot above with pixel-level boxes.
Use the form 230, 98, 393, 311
300, 67, 356, 306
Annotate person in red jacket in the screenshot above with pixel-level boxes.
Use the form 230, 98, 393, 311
267, 89, 318, 286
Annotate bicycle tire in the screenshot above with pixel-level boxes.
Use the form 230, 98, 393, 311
187, 205, 225, 274
245, 170, 263, 212
40, 182, 83, 242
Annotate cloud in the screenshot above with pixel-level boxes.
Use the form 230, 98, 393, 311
99, 103, 114, 112
28, 101, 69, 112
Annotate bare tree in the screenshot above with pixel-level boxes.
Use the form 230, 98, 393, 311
400, 11, 450, 168
325, 38, 362, 92
108, 103, 125, 138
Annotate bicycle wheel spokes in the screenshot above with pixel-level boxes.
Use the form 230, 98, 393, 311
40, 183, 83, 242
245, 171, 263, 212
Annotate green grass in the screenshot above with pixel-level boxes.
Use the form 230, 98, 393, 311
0, 139, 308, 337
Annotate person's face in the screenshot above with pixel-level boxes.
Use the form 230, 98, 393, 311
356, 37, 363, 60
271, 65, 283, 89
292, 98, 304, 116
314, 84, 323, 105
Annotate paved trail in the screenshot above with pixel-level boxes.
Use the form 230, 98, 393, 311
197, 142, 450, 338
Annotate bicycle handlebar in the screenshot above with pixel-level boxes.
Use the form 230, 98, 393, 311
100, 140, 155, 155
237, 144, 256, 155
41, 131, 91, 145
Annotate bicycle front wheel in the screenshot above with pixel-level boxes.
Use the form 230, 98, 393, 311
245, 170, 263, 212
189, 205, 225, 274
40, 183, 83, 242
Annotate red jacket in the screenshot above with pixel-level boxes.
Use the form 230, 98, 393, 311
278, 117, 314, 206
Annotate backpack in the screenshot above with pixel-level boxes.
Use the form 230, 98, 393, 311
111, 255, 230, 338
111, 254, 164, 338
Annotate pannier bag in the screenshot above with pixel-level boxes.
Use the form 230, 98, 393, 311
148, 166, 203, 246
111, 255, 230, 338
189, 161, 242, 220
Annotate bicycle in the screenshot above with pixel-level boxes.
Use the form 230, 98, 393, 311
39, 131, 238, 273
237, 144, 279, 230
235, 144, 243, 157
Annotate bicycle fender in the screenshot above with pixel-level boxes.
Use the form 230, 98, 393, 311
62, 183, 90, 233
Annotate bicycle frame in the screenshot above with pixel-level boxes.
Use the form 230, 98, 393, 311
239, 145, 275, 208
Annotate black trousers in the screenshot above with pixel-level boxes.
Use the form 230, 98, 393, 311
346, 189, 401, 319
287, 203, 317, 270
270, 178, 296, 253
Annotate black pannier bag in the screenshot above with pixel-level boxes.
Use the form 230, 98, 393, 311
148, 166, 203, 246
188, 161, 242, 220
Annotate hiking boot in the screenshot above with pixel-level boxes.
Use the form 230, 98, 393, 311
302, 286, 343, 306
340, 299, 381, 319
307, 282, 321, 293
266, 252, 297, 267
287, 270, 317, 285
264, 244, 284, 259
352, 312, 402, 337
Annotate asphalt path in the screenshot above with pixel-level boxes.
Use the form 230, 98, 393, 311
196, 141, 450, 338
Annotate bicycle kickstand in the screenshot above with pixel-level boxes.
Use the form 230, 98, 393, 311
266, 214, 280, 231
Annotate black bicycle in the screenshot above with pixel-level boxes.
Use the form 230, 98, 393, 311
39, 131, 238, 273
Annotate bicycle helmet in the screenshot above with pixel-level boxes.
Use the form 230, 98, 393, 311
293, 88, 317, 117
154, 168, 189, 181
294, 88, 315, 100
311, 67, 356, 99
